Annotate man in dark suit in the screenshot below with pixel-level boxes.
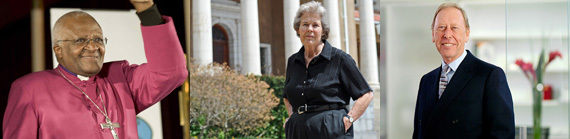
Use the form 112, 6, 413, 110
413, 2, 515, 139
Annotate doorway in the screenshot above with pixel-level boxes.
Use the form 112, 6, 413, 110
212, 24, 229, 65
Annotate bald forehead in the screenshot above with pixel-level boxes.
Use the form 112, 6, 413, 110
52, 11, 103, 41
63, 17, 99, 29
57, 12, 101, 30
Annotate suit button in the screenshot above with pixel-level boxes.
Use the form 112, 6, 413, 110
452, 119, 459, 124
419, 120, 422, 125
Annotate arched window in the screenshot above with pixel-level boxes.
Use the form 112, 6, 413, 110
212, 24, 229, 65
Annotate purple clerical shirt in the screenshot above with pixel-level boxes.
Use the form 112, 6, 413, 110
3, 16, 187, 139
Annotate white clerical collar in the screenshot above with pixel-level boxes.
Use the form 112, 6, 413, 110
441, 49, 467, 72
59, 65, 91, 81
77, 75, 90, 81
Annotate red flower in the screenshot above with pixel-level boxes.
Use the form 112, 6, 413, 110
548, 51, 562, 64
525, 62, 536, 80
544, 50, 563, 68
516, 50, 562, 83
515, 59, 524, 67
515, 59, 536, 81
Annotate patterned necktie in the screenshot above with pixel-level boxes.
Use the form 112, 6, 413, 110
439, 65, 450, 99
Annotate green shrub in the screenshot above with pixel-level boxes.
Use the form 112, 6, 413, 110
253, 75, 287, 139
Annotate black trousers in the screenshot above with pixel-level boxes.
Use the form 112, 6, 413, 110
285, 108, 354, 139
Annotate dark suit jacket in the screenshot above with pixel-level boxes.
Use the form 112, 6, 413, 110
413, 51, 515, 139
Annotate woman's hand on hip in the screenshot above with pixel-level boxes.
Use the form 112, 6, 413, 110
343, 116, 352, 133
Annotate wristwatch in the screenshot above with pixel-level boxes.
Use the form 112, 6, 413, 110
345, 114, 354, 123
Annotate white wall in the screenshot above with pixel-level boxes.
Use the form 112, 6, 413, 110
381, 4, 441, 139
50, 8, 163, 139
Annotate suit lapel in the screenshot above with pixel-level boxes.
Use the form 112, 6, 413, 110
420, 68, 441, 129
426, 51, 477, 128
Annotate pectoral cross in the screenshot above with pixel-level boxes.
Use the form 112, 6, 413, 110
101, 118, 120, 139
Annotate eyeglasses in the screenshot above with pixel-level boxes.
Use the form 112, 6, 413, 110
56, 37, 108, 47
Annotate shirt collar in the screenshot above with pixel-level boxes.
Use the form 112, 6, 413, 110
58, 64, 94, 81
293, 40, 333, 62
60, 64, 77, 76
441, 49, 467, 72
320, 40, 332, 60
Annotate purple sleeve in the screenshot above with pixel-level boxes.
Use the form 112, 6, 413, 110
124, 16, 188, 113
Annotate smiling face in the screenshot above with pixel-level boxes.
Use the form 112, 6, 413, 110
53, 14, 105, 77
432, 7, 470, 64
297, 13, 323, 48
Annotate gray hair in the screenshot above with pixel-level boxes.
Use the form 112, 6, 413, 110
431, 2, 470, 30
51, 11, 102, 47
293, 1, 330, 40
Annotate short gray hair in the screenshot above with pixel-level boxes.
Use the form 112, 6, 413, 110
51, 11, 102, 47
431, 2, 470, 30
293, 1, 330, 40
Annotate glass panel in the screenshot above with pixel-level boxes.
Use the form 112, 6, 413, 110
260, 47, 267, 74
506, 0, 570, 138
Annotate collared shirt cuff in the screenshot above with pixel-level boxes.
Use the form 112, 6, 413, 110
136, 4, 164, 26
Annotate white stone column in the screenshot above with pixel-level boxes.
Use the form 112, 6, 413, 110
192, 0, 213, 65
284, 0, 301, 60
358, 0, 379, 87
354, 0, 380, 138
324, 0, 342, 49
240, 0, 261, 75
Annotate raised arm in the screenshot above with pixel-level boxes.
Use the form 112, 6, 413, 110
125, 2, 188, 113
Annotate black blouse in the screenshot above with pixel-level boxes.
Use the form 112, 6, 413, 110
284, 40, 373, 110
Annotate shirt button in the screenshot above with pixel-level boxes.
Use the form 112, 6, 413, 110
452, 119, 459, 124
301, 93, 304, 96
303, 81, 306, 84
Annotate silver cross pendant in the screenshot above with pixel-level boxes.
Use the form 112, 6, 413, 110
101, 118, 120, 139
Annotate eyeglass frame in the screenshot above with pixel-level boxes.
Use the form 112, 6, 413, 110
56, 37, 108, 47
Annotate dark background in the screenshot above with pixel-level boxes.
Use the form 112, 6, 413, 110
0, 0, 186, 138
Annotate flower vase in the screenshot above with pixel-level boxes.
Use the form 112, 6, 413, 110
515, 49, 562, 139
532, 83, 543, 139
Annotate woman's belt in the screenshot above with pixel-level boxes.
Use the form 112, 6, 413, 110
296, 103, 346, 114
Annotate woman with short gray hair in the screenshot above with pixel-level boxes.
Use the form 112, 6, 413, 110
283, 1, 374, 138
